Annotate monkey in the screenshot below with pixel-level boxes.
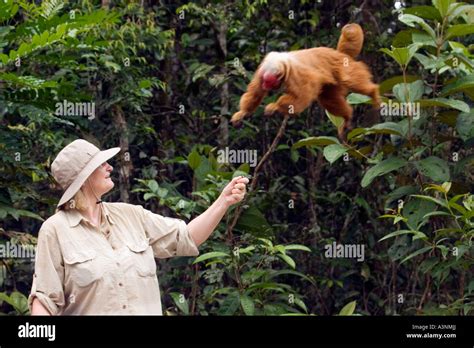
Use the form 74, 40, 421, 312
230, 24, 381, 140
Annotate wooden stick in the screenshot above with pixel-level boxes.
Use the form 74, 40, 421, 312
226, 115, 290, 244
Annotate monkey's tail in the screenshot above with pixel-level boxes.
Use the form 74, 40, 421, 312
336, 23, 364, 58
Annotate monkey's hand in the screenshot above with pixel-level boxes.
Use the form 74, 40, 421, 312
230, 111, 250, 127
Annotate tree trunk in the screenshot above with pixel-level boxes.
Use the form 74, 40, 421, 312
111, 105, 132, 203
216, 20, 229, 147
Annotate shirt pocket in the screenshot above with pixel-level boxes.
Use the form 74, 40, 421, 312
62, 244, 104, 287
125, 240, 157, 277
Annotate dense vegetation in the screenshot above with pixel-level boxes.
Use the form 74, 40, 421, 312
0, 0, 473, 316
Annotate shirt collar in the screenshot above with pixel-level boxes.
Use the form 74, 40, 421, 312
66, 203, 115, 227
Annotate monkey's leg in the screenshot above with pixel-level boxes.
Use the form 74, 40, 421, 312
318, 86, 353, 140
343, 63, 381, 108
231, 73, 268, 125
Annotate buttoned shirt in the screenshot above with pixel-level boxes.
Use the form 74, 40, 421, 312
28, 202, 199, 315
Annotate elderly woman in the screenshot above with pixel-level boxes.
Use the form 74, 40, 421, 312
29, 139, 249, 315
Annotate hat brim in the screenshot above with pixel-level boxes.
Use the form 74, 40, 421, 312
57, 147, 121, 207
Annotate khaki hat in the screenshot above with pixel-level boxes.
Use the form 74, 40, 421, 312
51, 139, 121, 207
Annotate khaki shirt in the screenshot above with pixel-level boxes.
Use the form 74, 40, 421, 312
28, 202, 200, 315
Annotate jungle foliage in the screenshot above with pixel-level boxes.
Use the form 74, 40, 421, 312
0, 0, 473, 316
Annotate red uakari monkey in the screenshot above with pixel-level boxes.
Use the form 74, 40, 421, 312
230, 24, 381, 140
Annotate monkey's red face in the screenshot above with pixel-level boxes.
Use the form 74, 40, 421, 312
262, 71, 282, 91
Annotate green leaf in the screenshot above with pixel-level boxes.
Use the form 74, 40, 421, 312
269, 270, 315, 284
456, 111, 474, 142
448, 4, 474, 22
346, 93, 372, 104
323, 144, 348, 164
339, 301, 357, 315
361, 157, 407, 188
403, 198, 436, 230
379, 76, 421, 95
367, 122, 404, 136
432, 0, 454, 18
415, 156, 450, 182
393, 80, 425, 102
278, 254, 296, 269
218, 292, 240, 315
398, 14, 436, 39
325, 110, 345, 128
400, 246, 432, 264
240, 295, 255, 316
441, 75, 474, 96
193, 251, 230, 264
292, 136, 340, 149
379, 229, 424, 242
284, 244, 311, 252
411, 194, 448, 208
418, 98, 470, 113
404, 6, 442, 21
170, 292, 190, 315
187, 150, 201, 170
446, 24, 474, 39
236, 206, 272, 236
293, 297, 308, 313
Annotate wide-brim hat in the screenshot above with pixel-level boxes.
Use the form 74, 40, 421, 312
51, 139, 121, 207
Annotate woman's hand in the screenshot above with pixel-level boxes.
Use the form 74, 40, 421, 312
220, 176, 249, 207
187, 175, 250, 247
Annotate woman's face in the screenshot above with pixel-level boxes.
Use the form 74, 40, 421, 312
87, 162, 114, 196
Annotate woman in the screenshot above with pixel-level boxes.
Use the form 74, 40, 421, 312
29, 139, 249, 315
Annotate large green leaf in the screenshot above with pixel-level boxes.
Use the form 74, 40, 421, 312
193, 251, 230, 264
187, 150, 201, 170
398, 14, 436, 39
456, 111, 474, 142
379, 76, 420, 95
292, 136, 340, 149
325, 110, 344, 128
361, 157, 407, 188
218, 292, 240, 315
367, 122, 404, 136
432, 0, 455, 18
403, 198, 436, 230
441, 75, 474, 96
339, 301, 357, 315
400, 246, 433, 264
446, 24, 474, 39
170, 292, 190, 315
380, 44, 420, 67
415, 156, 450, 182
323, 144, 348, 164
379, 229, 426, 242
278, 254, 296, 269
418, 98, 470, 113
240, 295, 255, 316
393, 80, 425, 102
404, 6, 442, 21
346, 93, 372, 105
235, 206, 271, 236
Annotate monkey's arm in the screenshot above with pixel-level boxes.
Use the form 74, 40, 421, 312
230, 70, 268, 125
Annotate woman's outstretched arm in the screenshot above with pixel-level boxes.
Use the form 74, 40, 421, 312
187, 176, 249, 247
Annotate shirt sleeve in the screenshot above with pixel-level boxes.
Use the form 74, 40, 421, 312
28, 225, 65, 315
136, 205, 200, 259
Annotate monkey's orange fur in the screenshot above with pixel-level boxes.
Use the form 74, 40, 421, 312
230, 24, 381, 139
